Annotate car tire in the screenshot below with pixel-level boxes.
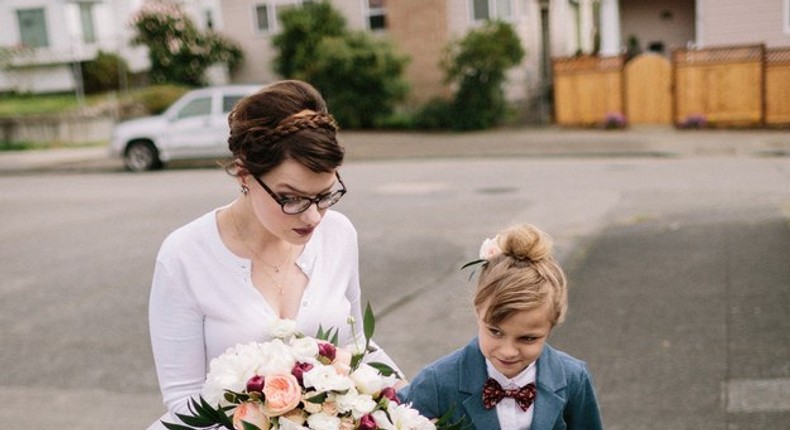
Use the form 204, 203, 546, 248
125, 141, 162, 172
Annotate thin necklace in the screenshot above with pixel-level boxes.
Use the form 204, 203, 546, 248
229, 205, 294, 294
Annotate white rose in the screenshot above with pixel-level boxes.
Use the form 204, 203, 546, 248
271, 318, 298, 339
335, 388, 376, 419
290, 337, 320, 362
306, 412, 342, 430
252, 339, 297, 376
374, 403, 436, 430
303, 365, 353, 393
350, 363, 397, 395
203, 342, 269, 405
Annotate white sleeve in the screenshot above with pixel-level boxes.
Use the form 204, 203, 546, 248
148, 258, 206, 415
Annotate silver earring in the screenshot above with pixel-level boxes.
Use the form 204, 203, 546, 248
241, 185, 249, 195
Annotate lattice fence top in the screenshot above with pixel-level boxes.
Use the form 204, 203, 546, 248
553, 55, 624, 73
673, 45, 764, 65
767, 48, 790, 65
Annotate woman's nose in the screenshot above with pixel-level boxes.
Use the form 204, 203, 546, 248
300, 202, 323, 224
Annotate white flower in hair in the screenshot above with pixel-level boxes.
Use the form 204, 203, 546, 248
479, 236, 502, 261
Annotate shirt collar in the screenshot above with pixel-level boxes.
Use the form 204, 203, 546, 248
485, 359, 537, 389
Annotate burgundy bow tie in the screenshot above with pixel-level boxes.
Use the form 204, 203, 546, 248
482, 378, 537, 411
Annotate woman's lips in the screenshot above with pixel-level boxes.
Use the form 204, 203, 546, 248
294, 226, 315, 236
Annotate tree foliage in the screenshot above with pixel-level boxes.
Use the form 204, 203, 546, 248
81, 50, 130, 94
438, 20, 525, 130
272, 2, 408, 128
130, 1, 243, 87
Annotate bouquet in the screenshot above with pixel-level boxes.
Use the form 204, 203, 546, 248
163, 304, 461, 430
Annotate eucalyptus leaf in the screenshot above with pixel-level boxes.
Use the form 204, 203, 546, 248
363, 302, 375, 344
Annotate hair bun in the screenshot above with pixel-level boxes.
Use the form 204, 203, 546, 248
500, 224, 553, 262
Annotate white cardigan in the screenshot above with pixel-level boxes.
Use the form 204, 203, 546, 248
148, 208, 394, 427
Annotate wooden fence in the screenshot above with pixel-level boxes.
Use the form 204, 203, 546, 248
553, 44, 790, 127
766, 47, 790, 125
552, 55, 624, 126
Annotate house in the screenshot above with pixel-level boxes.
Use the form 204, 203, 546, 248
3, 0, 789, 113
0, 0, 222, 94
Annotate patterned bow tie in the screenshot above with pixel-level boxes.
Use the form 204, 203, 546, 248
482, 378, 537, 411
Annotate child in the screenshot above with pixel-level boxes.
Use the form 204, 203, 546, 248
399, 224, 603, 430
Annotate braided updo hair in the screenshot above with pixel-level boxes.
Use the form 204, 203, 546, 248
226, 80, 344, 177
474, 224, 568, 327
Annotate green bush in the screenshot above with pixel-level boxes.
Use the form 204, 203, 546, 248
442, 20, 525, 130
130, 84, 190, 115
81, 51, 129, 94
273, 2, 409, 129
413, 97, 455, 130
130, 1, 243, 86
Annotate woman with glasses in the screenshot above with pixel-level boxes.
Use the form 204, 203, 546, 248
146, 80, 398, 429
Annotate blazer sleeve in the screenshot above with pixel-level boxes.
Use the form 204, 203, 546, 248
398, 367, 442, 420
563, 363, 604, 430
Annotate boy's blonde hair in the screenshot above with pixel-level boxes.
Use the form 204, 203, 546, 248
474, 224, 568, 326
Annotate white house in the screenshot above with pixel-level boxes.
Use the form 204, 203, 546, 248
0, 0, 223, 94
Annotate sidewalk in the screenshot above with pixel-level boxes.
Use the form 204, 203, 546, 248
1, 126, 789, 174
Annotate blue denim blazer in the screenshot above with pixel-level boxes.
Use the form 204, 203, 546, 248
398, 338, 604, 430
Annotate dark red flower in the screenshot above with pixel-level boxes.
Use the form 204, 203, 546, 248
380, 387, 399, 404
358, 413, 378, 430
318, 342, 336, 361
291, 362, 314, 385
246, 375, 265, 393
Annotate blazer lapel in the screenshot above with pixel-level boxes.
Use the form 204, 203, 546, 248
531, 345, 568, 430
458, 338, 501, 430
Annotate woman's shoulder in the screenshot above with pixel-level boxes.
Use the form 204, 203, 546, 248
156, 209, 218, 260
314, 210, 357, 242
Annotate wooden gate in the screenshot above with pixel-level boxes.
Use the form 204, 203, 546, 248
624, 54, 672, 124
553, 55, 624, 126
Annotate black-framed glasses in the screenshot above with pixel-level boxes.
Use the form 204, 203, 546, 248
253, 172, 347, 215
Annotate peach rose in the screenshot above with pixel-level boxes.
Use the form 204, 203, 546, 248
233, 402, 270, 430
332, 347, 353, 376
262, 373, 302, 416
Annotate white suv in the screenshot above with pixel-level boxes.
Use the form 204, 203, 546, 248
110, 85, 261, 171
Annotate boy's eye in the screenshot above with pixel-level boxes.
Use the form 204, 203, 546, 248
487, 327, 503, 337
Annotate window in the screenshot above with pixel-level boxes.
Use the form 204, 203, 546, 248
16, 8, 49, 48
79, 2, 96, 44
255, 4, 270, 32
223, 95, 244, 113
176, 97, 212, 120
471, 0, 513, 22
367, 0, 386, 30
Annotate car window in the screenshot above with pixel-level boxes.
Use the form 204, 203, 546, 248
223, 95, 244, 113
176, 97, 212, 119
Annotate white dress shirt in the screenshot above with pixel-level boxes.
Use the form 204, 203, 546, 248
485, 359, 537, 430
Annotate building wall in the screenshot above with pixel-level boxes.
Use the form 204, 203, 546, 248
387, 0, 450, 104
698, 0, 790, 48
620, 0, 695, 55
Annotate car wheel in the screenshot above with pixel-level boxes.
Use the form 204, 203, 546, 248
125, 141, 161, 172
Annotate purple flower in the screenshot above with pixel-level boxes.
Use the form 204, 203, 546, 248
379, 387, 399, 404
358, 413, 378, 430
317, 342, 336, 362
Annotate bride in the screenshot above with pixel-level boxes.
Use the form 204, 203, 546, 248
146, 80, 397, 429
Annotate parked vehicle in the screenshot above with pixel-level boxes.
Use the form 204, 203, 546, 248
110, 85, 261, 171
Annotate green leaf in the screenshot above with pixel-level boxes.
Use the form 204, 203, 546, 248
161, 421, 195, 430
329, 327, 339, 346
306, 392, 328, 403
368, 361, 400, 378
363, 302, 375, 343
460, 259, 484, 270
435, 404, 472, 430
242, 422, 263, 430
350, 352, 364, 369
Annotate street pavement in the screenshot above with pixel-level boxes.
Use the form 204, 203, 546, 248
1, 126, 789, 429
1, 126, 790, 173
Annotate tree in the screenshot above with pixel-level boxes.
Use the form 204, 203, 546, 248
272, 2, 409, 128
442, 20, 525, 130
130, 1, 242, 87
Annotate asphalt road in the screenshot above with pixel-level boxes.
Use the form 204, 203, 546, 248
1, 152, 789, 429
